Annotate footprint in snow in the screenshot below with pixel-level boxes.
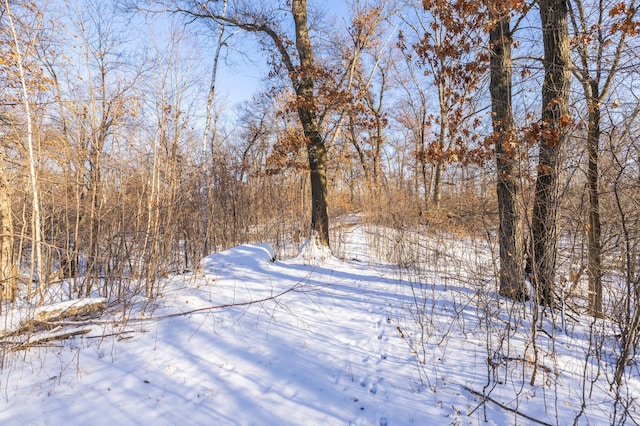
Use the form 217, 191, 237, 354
370, 377, 383, 394
360, 376, 368, 387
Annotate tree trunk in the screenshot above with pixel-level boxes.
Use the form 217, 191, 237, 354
419, 120, 430, 212
349, 118, 371, 184
305, 136, 330, 247
568, 0, 632, 317
586, 98, 602, 316
0, 163, 17, 303
6, 0, 46, 298
432, 159, 443, 208
201, 0, 228, 257
531, 0, 572, 307
432, 84, 447, 209
292, 0, 330, 247
489, 16, 526, 301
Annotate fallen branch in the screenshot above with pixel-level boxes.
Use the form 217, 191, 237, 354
12, 328, 91, 351
503, 356, 555, 376
4, 283, 302, 334
155, 283, 302, 319
464, 385, 553, 426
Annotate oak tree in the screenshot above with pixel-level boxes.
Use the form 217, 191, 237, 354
531, 0, 572, 306
486, 0, 530, 300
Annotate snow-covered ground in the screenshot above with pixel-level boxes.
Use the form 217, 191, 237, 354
0, 223, 637, 425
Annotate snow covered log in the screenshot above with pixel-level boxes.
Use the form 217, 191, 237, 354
29, 298, 107, 325
3, 298, 106, 337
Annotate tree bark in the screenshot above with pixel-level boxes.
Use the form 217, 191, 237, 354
432, 159, 443, 208
586, 100, 603, 316
489, 15, 526, 300
531, 0, 572, 307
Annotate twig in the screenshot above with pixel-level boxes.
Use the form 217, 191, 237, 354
85, 330, 135, 339
151, 282, 301, 320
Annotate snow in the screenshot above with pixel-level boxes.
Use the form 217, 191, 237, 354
295, 233, 334, 264
0, 223, 637, 425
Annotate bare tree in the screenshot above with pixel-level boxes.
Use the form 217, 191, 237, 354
342, 9, 397, 190
200, 0, 229, 256
568, 0, 638, 316
0, 3, 18, 304
63, 0, 140, 295
394, 39, 433, 212
4, 0, 47, 298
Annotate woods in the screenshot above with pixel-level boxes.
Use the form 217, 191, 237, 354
1, 0, 640, 420
0, 0, 638, 315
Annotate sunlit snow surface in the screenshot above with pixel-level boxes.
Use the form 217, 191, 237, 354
0, 224, 636, 425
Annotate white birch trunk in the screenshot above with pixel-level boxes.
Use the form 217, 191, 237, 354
5, 0, 46, 300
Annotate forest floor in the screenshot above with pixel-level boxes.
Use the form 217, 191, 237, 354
0, 222, 637, 425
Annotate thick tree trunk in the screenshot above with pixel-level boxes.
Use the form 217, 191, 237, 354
532, 0, 572, 307
306, 136, 330, 247
292, 0, 330, 247
489, 16, 526, 301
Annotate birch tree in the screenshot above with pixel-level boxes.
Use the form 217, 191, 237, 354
0, 157, 16, 303
4, 0, 47, 298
